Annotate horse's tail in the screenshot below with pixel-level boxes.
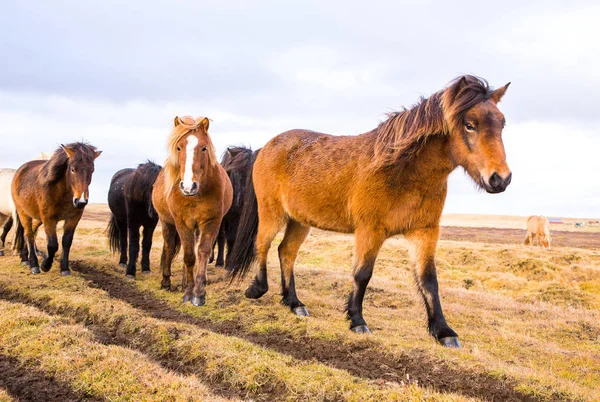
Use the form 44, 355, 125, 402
227, 149, 260, 280
107, 214, 121, 254
14, 213, 25, 254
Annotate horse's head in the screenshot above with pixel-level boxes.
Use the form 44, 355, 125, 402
61, 143, 102, 208
172, 116, 214, 197
444, 76, 512, 194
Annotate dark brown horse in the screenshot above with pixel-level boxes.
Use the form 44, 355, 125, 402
107, 161, 162, 278
13, 143, 101, 275
229, 76, 511, 347
209, 146, 253, 268
152, 116, 232, 306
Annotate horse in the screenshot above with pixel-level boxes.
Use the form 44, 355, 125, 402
228, 75, 512, 348
152, 116, 232, 306
0, 169, 18, 256
107, 161, 162, 278
524, 215, 551, 250
12, 143, 101, 275
209, 146, 253, 267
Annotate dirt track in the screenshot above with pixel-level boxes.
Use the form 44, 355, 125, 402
441, 226, 600, 249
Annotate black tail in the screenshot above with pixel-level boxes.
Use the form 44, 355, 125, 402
227, 149, 260, 281
14, 214, 25, 254
107, 214, 121, 254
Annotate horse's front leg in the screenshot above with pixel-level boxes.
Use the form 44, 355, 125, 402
178, 224, 197, 304
346, 227, 386, 333
0, 215, 11, 256
140, 220, 157, 274
59, 216, 81, 276
41, 220, 59, 272
191, 220, 221, 306
406, 227, 460, 348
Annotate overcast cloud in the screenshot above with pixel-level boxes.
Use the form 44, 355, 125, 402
1, 0, 598, 217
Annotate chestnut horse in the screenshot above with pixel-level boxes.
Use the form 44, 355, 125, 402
152, 116, 232, 306
229, 76, 512, 347
107, 161, 162, 278
13, 143, 101, 275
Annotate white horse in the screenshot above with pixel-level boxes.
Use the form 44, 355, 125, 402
0, 168, 18, 256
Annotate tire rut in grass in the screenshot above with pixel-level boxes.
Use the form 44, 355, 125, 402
0, 354, 101, 402
71, 260, 544, 402
0, 286, 276, 402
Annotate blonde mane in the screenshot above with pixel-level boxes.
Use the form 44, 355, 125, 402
163, 116, 218, 195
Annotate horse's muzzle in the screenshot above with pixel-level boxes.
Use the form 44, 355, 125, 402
73, 198, 88, 209
179, 181, 198, 196
484, 172, 512, 194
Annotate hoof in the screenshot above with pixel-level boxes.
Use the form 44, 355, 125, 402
182, 294, 191, 304
292, 306, 310, 317
40, 260, 51, 272
60, 270, 71, 277
125, 274, 135, 280
191, 295, 206, 307
245, 286, 268, 299
141, 269, 151, 275
215, 263, 224, 268
161, 283, 171, 290
351, 325, 372, 334
439, 337, 461, 348
21, 261, 31, 267
30, 266, 41, 275
0, 250, 4, 257
118, 263, 127, 269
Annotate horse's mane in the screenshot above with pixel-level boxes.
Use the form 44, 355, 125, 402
163, 116, 217, 195
40, 142, 98, 184
373, 75, 493, 166
221, 146, 252, 207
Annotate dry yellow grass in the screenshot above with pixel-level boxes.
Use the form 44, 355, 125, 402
0, 204, 599, 401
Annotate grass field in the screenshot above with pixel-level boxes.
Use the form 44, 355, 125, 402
0, 204, 599, 401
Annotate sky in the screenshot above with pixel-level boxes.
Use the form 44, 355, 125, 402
0, 1, 599, 218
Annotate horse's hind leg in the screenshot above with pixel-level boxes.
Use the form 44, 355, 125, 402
41, 220, 59, 272
278, 220, 311, 316
215, 224, 226, 267
245, 211, 285, 299
140, 220, 157, 274
406, 227, 460, 348
346, 227, 386, 334
117, 218, 128, 268
0, 215, 12, 256
19, 214, 39, 273
159, 221, 178, 290
125, 219, 141, 279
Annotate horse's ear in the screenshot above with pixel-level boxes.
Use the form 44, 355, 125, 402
490, 82, 511, 104
174, 116, 181, 127
61, 144, 75, 159
200, 117, 210, 131
94, 150, 102, 160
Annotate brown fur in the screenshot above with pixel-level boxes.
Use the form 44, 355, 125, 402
12, 143, 101, 274
229, 75, 511, 345
524, 216, 551, 250
152, 116, 232, 305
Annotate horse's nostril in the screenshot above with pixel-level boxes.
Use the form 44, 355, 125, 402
489, 172, 502, 188
191, 182, 198, 192
179, 182, 185, 191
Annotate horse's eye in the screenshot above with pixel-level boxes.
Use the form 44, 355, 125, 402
70, 167, 76, 173
176, 146, 181, 152
465, 123, 475, 132
202, 146, 207, 152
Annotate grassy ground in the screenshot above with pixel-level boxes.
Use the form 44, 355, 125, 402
0, 205, 598, 401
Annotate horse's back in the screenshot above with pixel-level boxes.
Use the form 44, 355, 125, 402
108, 168, 134, 220
527, 215, 549, 235
255, 129, 369, 232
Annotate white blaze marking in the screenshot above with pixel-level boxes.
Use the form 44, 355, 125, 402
80, 192, 87, 202
182, 136, 198, 191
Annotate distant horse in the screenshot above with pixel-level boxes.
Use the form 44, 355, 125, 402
0, 169, 18, 256
229, 76, 512, 347
209, 146, 253, 267
152, 116, 232, 305
107, 161, 162, 278
524, 216, 551, 250
13, 143, 101, 275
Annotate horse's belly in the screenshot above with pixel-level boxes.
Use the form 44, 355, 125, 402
282, 194, 354, 233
